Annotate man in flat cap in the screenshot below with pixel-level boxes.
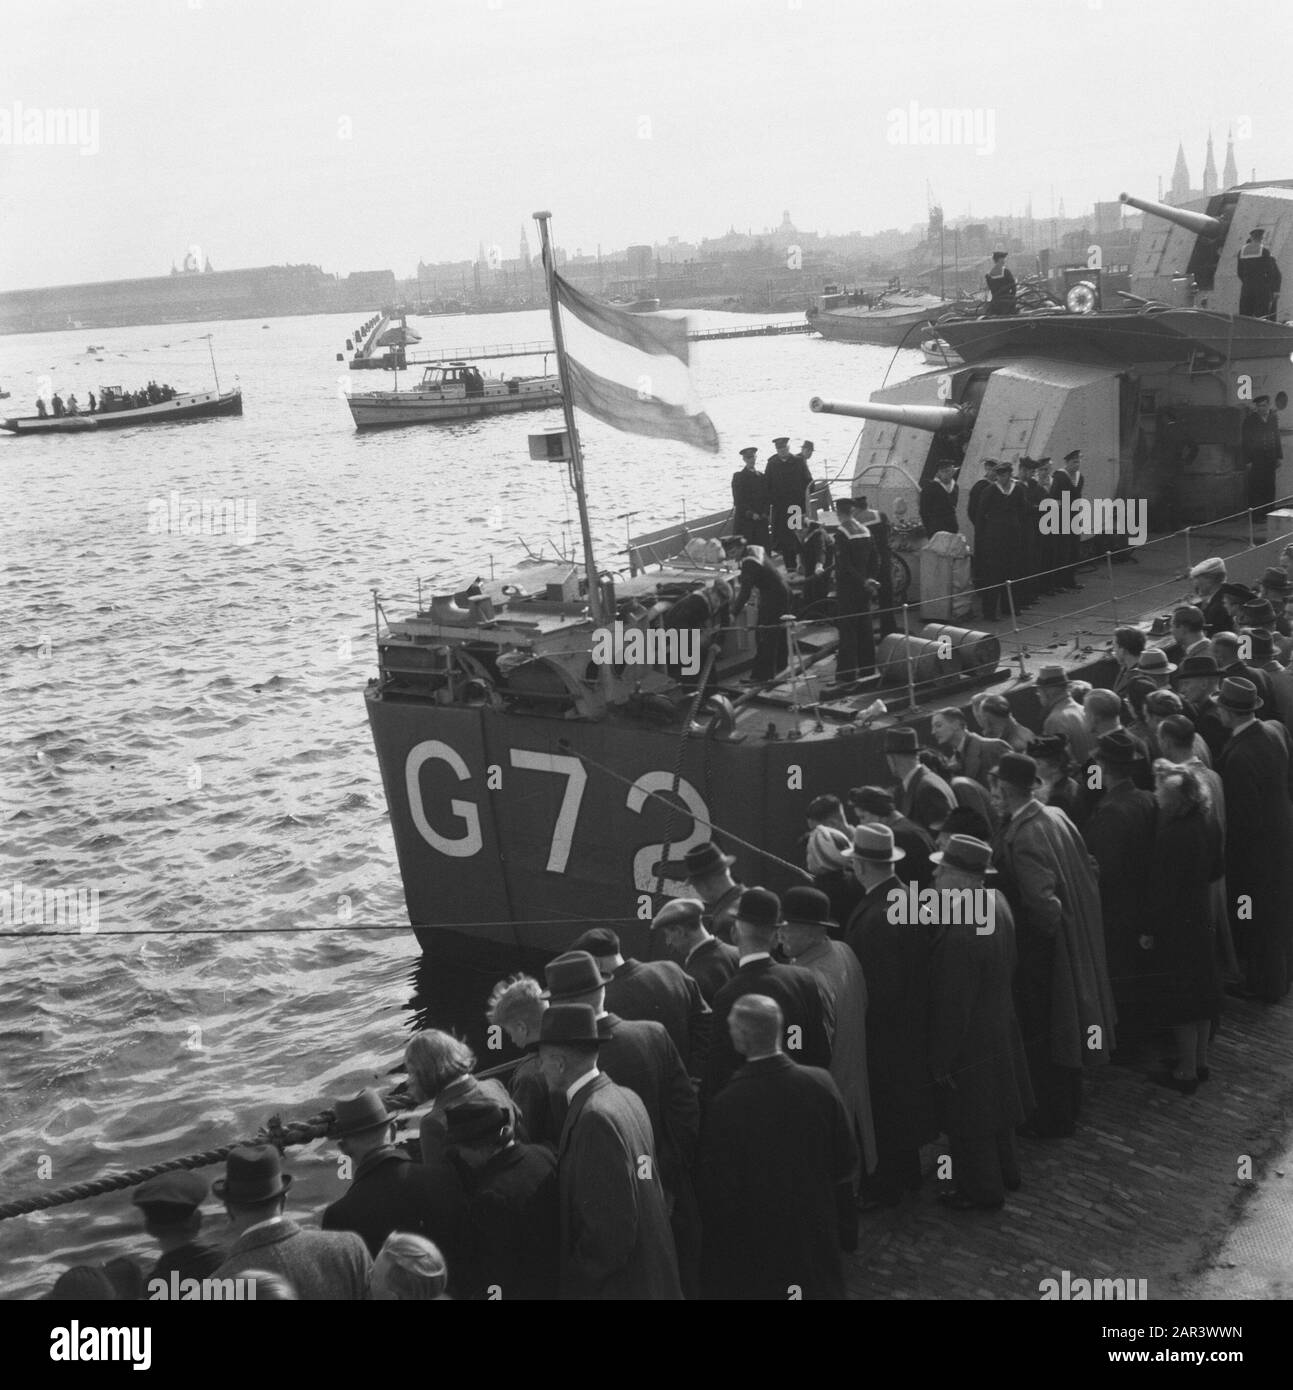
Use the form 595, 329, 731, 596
652, 897, 739, 1004
1242, 394, 1284, 539
1237, 228, 1282, 319
990, 755, 1115, 1140
132, 1170, 226, 1288
1189, 557, 1230, 635
705, 887, 832, 1101
322, 1088, 470, 1281
569, 924, 711, 1076
1214, 678, 1293, 1002
539, 1004, 682, 1300
765, 435, 814, 572
731, 446, 769, 547
214, 1145, 372, 1299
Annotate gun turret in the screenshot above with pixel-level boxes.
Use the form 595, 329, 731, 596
1119, 192, 1225, 241
809, 398, 970, 432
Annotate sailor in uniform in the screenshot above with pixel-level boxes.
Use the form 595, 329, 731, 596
919, 460, 960, 537
984, 251, 1017, 317
731, 447, 770, 548
1049, 450, 1085, 591
725, 536, 793, 684
973, 460, 1028, 622
831, 498, 881, 685
1242, 396, 1284, 537
1017, 457, 1048, 603
1237, 229, 1282, 320
765, 436, 814, 573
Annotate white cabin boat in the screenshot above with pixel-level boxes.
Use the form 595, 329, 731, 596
346, 361, 562, 430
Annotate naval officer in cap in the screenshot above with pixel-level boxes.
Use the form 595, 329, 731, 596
1242, 395, 1284, 538
1237, 228, 1282, 319
731, 446, 769, 547
765, 435, 814, 572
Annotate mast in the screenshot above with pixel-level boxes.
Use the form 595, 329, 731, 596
533, 210, 611, 650
205, 334, 221, 393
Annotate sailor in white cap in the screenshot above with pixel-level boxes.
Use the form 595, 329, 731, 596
1188, 557, 1229, 636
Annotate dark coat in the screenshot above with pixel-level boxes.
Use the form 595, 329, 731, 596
508, 1050, 558, 1150
322, 1145, 470, 1276
973, 482, 1028, 586
731, 467, 770, 537
683, 935, 739, 1003
418, 1075, 523, 1165
216, 1219, 371, 1300
889, 813, 935, 888
697, 1054, 857, 1300
1201, 588, 1230, 637
919, 478, 959, 536
454, 1141, 559, 1300
605, 958, 711, 1076
1148, 808, 1222, 1025
927, 890, 1033, 1136
556, 1072, 682, 1299
590, 1013, 699, 1196
703, 884, 745, 947
947, 731, 1012, 787
705, 956, 832, 1099
1217, 718, 1293, 1000
765, 454, 814, 547
1081, 781, 1159, 1019
148, 1240, 226, 1287
1182, 697, 1230, 763
899, 764, 957, 834
845, 876, 938, 1149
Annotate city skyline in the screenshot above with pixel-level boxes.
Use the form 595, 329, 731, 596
1, 0, 1289, 291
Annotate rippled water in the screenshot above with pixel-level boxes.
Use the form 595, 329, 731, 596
0, 306, 903, 1296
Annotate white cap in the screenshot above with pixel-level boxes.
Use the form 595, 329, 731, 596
1189, 557, 1226, 579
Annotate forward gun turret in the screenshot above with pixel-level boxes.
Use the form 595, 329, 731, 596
1119, 192, 1226, 240
809, 398, 971, 432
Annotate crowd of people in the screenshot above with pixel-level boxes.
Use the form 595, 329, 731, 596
37, 381, 177, 417
42, 558, 1293, 1298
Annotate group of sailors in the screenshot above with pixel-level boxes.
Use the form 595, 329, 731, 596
42, 554, 1293, 1298
37, 381, 177, 417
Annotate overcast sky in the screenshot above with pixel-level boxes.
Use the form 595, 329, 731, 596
2, 0, 1290, 289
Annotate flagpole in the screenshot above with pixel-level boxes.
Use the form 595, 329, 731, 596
534, 211, 607, 639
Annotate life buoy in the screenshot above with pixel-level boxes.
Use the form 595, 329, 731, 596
1065, 281, 1098, 314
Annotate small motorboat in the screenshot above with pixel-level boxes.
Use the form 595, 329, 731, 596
347, 361, 561, 430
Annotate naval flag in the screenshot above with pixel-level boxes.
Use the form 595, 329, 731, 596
553, 274, 720, 453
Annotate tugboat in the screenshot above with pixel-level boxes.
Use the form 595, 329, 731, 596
346, 360, 562, 430
807, 283, 955, 346
365, 184, 1293, 961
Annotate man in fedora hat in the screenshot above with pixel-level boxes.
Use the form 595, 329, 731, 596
651, 897, 738, 1005
731, 445, 770, 548
442, 1096, 558, 1301
1172, 652, 1228, 758
213, 1145, 372, 1299
1189, 557, 1229, 636
1259, 565, 1291, 607
842, 824, 937, 1207
697, 995, 858, 1300
765, 434, 813, 572
705, 887, 832, 1101
778, 886, 877, 1185
542, 950, 699, 1294
927, 836, 1033, 1209
990, 755, 1115, 1139
1036, 666, 1095, 765
321, 1088, 470, 1279
1081, 731, 1159, 1039
570, 925, 711, 1076
847, 784, 934, 888
1080, 690, 1152, 809
538, 1003, 682, 1300
1220, 582, 1257, 630
1131, 647, 1177, 689
132, 1170, 226, 1288
1213, 631, 1274, 714
673, 841, 745, 946
884, 726, 956, 836
1214, 678, 1293, 1002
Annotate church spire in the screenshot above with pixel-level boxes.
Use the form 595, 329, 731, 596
519, 223, 531, 269
1223, 129, 1239, 188
1169, 141, 1191, 203
1202, 130, 1217, 195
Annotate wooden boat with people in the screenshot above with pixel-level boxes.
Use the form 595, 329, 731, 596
1, 386, 243, 435
346, 360, 562, 430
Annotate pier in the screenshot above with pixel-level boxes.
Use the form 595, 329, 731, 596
346, 318, 815, 369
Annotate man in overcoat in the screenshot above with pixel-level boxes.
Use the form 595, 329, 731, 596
697, 995, 857, 1300
539, 1004, 682, 1300
927, 836, 1033, 1209
651, 897, 738, 1005
990, 755, 1116, 1139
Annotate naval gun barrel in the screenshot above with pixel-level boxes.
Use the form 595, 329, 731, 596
1119, 192, 1225, 240
809, 398, 968, 432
